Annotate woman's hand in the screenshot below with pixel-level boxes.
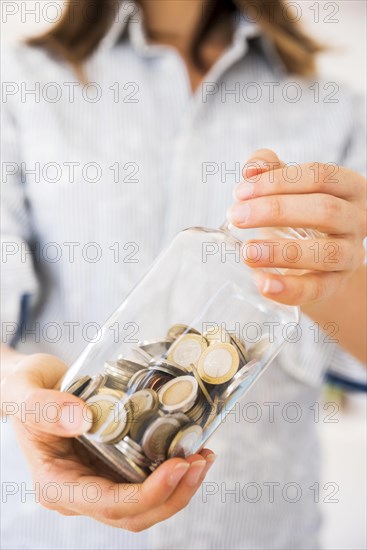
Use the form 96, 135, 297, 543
228, 149, 366, 306
1, 353, 215, 532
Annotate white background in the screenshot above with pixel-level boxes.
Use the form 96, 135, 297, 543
1, 1, 366, 549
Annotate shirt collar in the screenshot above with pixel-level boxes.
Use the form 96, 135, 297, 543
98, 0, 286, 76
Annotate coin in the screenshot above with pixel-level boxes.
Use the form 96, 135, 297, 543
148, 359, 187, 377
105, 360, 144, 392
167, 334, 208, 369
201, 394, 220, 429
186, 393, 208, 423
158, 375, 199, 413
203, 326, 232, 345
63, 375, 91, 396
137, 339, 174, 360
86, 392, 131, 444
127, 368, 150, 393
129, 410, 158, 442
78, 434, 149, 483
129, 389, 159, 418
146, 372, 173, 391
97, 387, 124, 399
168, 424, 203, 458
105, 375, 130, 393
187, 363, 214, 406
167, 324, 200, 340
142, 416, 181, 462
197, 343, 239, 385
115, 437, 151, 468
123, 435, 145, 454
169, 412, 191, 427
131, 347, 152, 364
78, 373, 106, 401
116, 358, 147, 373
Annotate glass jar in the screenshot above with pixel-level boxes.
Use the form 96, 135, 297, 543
61, 223, 303, 483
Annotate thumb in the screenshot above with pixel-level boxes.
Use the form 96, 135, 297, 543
243, 148, 285, 179
1, 353, 93, 437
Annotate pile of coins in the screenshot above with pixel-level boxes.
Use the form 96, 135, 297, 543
64, 324, 261, 482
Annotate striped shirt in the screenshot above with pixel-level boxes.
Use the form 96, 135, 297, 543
1, 2, 366, 549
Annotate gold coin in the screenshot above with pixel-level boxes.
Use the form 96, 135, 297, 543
86, 393, 131, 444
167, 324, 200, 340
203, 326, 232, 345
168, 424, 203, 458
197, 343, 239, 385
158, 375, 199, 413
167, 334, 208, 369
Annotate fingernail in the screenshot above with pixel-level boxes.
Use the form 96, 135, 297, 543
185, 460, 206, 487
260, 277, 285, 294
227, 203, 251, 224
205, 454, 217, 468
235, 181, 254, 200
168, 462, 190, 487
206, 453, 217, 462
60, 405, 93, 434
243, 159, 269, 177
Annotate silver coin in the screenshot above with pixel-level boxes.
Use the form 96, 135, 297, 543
186, 398, 207, 423
137, 339, 174, 360
77, 434, 149, 483
116, 438, 151, 467
167, 334, 208, 369
117, 358, 147, 371
169, 412, 191, 427
131, 347, 152, 364
128, 389, 159, 418
129, 410, 158, 443
148, 359, 187, 377
123, 435, 145, 454
167, 324, 200, 340
168, 424, 203, 458
142, 416, 181, 462
78, 373, 106, 401
63, 375, 91, 396
127, 368, 150, 393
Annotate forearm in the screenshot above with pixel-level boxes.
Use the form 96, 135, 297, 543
302, 264, 367, 365
0, 344, 26, 382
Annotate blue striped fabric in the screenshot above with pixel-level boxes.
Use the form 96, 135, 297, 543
1, 2, 366, 549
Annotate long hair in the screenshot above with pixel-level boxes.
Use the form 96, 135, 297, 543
27, 0, 322, 77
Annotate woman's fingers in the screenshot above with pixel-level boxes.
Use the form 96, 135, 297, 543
242, 149, 285, 178
31, 452, 214, 526
115, 450, 216, 532
240, 151, 366, 202
65, 458, 191, 520
228, 193, 363, 235
243, 238, 364, 272
1, 353, 92, 436
253, 270, 347, 305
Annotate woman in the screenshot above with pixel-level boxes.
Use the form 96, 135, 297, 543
1, 0, 366, 548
